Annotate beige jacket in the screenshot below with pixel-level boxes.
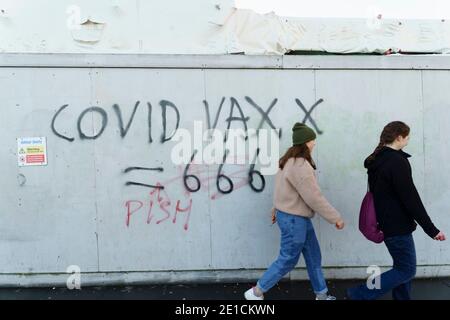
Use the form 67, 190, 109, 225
273, 157, 341, 224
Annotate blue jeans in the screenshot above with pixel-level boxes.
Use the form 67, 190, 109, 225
257, 210, 328, 295
347, 233, 416, 300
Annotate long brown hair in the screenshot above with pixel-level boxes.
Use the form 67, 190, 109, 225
366, 121, 410, 163
279, 143, 316, 170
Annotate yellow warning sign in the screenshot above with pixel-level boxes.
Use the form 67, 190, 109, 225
26, 146, 44, 154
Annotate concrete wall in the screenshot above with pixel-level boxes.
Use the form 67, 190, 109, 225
0, 54, 449, 287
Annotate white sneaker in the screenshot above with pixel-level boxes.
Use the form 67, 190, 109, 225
315, 294, 336, 300
244, 287, 264, 300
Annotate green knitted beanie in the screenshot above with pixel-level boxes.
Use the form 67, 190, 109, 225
292, 122, 316, 146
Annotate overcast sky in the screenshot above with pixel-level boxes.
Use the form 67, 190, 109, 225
235, 0, 450, 19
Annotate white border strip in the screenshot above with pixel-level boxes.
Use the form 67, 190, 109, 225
2, 53, 450, 70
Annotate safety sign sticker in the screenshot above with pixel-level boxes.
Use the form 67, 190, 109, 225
17, 137, 48, 167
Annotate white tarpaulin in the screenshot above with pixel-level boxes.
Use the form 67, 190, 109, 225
1, 0, 450, 55
214, 8, 450, 55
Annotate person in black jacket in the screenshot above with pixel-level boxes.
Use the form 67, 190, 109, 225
347, 121, 445, 300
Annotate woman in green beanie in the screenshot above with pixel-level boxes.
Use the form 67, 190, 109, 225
245, 122, 345, 300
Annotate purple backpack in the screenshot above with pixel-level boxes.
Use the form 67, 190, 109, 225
359, 188, 384, 243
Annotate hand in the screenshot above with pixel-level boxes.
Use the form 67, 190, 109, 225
434, 231, 446, 241
335, 219, 345, 230
271, 208, 276, 224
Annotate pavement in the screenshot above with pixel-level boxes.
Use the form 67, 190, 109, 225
0, 278, 448, 300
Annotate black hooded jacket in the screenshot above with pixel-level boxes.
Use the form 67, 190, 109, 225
364, 146, 439, 239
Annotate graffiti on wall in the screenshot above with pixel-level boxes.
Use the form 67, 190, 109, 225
50, 96, 324, 230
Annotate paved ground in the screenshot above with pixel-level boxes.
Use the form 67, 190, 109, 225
0, 278, 448, 300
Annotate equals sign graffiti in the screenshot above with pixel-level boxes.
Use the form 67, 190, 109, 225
124, 166, 165, 189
